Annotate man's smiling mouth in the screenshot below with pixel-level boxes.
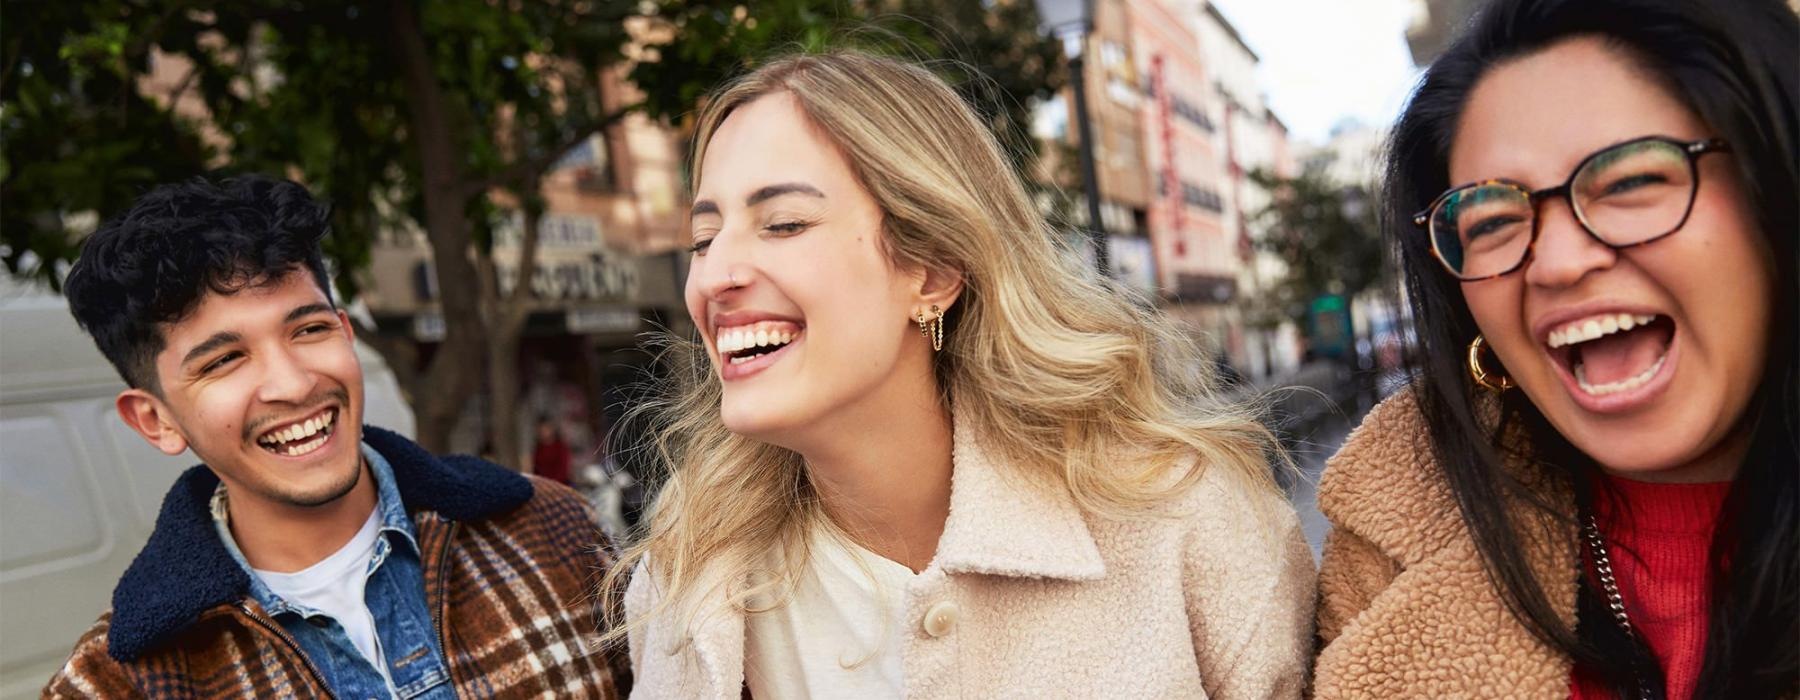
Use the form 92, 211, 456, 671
254, 406, 339, 457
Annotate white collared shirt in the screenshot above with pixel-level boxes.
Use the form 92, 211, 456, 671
744, 528, 917, 698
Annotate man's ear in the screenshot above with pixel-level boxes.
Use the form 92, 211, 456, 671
915, 264, 965, 315
117, 389, 189, 456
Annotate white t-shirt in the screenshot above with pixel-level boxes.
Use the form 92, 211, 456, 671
253, 508, 390, 687
744, 528, 918, 699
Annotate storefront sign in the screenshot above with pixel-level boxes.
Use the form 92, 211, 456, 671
497, 252, 640, 302
566, 307, 640, 334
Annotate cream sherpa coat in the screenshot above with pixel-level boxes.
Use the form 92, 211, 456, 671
1314, 388, 1582, 698
626, 417, 1316, 699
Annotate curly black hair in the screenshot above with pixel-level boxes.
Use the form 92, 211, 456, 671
63, 175, 335, 394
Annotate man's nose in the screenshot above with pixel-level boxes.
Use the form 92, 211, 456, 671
255, 345, 319, 404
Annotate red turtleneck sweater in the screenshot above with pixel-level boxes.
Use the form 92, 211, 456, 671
1570, 474, 1731, 700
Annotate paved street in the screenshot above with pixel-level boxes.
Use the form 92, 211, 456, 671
1284, 406, 1365, 561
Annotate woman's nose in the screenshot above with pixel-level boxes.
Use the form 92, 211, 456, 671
1523, 198, 1619, 289
689, 234, 756, 300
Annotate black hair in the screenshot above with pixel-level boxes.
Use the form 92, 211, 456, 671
1384, 0, 1797, 697
63, 175, 336, 394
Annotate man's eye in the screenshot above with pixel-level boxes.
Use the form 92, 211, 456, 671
297, 323, 331, 336
201, 352, 241, 375
765, 222, 810, 235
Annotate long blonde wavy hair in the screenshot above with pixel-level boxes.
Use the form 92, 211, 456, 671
600, 50, 1279, 645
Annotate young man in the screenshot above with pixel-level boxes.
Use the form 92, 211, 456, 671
44, 176, 629, 698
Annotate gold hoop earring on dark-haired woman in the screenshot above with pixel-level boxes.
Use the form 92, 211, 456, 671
1467, 334, 1514, 392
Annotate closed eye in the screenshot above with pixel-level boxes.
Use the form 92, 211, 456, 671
1465, 215, 1525, 240
1601, 173, 1668, 196
764, 221, 812, 235
200, 352, 242, 376
688, 237, 714, 255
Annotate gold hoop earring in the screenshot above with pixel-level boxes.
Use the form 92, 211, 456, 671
1468, 334, 1514, 392
915, 304, 943, 352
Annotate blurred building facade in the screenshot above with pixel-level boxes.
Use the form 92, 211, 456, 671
1196, 0, 1303, 381
1405, 0, 1484, 66
1037, 0, 1302, 380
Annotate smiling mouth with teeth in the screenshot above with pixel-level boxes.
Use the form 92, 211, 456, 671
255, 408, 339, 457
1546, 312, 1675, 397
716, 322, 801, 366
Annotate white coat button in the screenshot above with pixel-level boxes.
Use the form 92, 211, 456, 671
921, 600, 959, 638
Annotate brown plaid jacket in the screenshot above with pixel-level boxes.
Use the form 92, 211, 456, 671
42, 426, 630, 699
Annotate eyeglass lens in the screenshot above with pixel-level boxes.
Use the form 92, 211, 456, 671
1430, 139, 1696, 279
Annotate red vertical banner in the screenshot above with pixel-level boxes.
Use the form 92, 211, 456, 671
1152, 54, 1184, 257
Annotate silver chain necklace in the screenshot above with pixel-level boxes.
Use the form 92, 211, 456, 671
1582, 514, 1654, 699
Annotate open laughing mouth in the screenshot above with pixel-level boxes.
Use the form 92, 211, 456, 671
1544, 311, 1678, 411
254, 406, 341, 458
716, 321, 803, 380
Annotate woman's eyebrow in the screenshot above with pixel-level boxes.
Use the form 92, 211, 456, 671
746, 182, 825, 206
691, 183, 825, 219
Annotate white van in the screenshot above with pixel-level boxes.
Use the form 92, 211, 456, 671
0, 273, 414, 698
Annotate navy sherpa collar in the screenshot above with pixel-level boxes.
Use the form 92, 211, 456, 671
105, 425, 533, 662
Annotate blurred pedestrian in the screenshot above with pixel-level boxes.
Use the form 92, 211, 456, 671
532, 415, 573, 485
603, 51, 1312, 698
1314, 1, 1797, 697
44, 176, 629, 698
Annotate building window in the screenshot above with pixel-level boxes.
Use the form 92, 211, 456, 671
552, 133, 615, 192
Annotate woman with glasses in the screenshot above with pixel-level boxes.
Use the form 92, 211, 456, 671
1313, 0, 1796, 697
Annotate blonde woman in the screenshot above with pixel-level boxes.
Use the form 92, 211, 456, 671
605, 51, 1313, 699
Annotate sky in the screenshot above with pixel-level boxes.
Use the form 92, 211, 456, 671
1207, 0, 1424, 147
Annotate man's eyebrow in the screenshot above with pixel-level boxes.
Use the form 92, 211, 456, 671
746, 183, 825, 207
180, 331, 243, 369
284, 303, 336, 324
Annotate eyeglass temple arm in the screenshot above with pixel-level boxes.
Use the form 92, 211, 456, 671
1688, 138, 1730, 154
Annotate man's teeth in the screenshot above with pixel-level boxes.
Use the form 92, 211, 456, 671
258, 409, 336, 455
278, 431, 330, 456
1575, 353, 1667, 396
716, 324, 797, 355
1548, 313, 1657, 349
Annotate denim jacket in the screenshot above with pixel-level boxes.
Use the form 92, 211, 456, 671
213, 444, 455, 700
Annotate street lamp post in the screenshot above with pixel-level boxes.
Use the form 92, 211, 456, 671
1035, 0, 1109, 277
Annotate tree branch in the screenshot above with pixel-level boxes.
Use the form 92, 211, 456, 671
0, 36, 22, 96
460, 105, 634, 199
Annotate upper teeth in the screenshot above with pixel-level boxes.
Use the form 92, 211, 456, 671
259, 409, 334, 446
716, 323, 797, 354
1548, 313, 1656, 349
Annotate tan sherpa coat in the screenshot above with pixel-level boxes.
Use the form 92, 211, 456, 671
1314, 387, 1582, 698
627, 415, 1317, 699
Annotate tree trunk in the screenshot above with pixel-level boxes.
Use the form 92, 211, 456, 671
479, 202, 542, 472
389, 0, 487, 452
